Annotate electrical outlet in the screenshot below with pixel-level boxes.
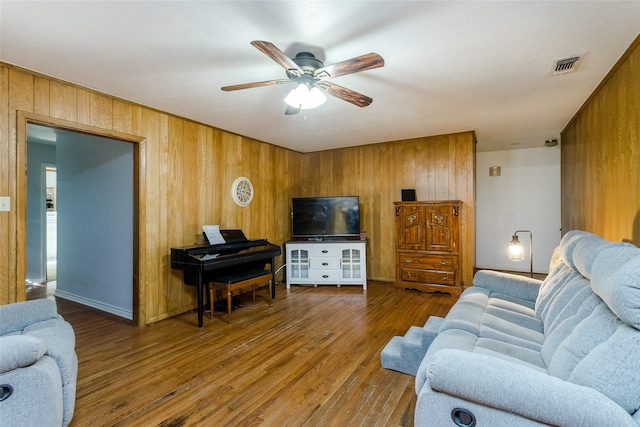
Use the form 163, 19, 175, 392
0, 197, 10, 212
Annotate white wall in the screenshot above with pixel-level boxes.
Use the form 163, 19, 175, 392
476, 147, 561, 274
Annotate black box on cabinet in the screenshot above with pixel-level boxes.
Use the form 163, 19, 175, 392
401, 189, 416, 201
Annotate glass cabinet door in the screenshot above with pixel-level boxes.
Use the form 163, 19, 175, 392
290, 248, 310, 279
341, 248, 362, 279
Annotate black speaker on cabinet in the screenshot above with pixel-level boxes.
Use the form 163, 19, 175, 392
401, 189, 416, 201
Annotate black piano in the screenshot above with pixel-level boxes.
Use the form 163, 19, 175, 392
171, 230, 281, 327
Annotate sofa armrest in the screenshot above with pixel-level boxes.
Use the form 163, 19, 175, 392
0, 335, 47, 373
473, 270, 541, 302
425, 349, 636, 427
24, 319, 77, 387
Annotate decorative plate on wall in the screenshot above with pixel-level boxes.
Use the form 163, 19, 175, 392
231, 177, 254, 206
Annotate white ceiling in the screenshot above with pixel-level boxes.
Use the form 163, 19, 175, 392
2, 1, 639, 153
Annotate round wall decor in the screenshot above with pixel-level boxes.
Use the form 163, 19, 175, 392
231, 176, 254, 206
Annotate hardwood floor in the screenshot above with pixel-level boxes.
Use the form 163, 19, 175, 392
56, 281, 457, 426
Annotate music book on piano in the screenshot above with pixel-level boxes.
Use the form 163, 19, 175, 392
202, 225, 225, 244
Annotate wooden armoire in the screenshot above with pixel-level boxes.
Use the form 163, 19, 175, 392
394, 200, 462, 296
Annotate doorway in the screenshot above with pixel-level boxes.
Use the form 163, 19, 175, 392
19, 112, 146, 326
25, 121, 137, 320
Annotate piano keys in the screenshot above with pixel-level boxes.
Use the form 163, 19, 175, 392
171, 230, 281, 327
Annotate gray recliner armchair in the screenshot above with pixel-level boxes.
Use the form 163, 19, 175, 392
0, 299, 78, 427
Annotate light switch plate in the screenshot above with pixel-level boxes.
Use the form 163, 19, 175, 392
0, 197, 10, 212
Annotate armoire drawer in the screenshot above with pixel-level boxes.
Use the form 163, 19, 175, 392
397, 254, 456, 271
400, 267, 456, 286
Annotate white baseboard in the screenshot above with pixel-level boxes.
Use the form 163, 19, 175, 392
54, 290, 133, 320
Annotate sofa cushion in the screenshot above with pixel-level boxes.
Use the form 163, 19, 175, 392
558, 230, 595, 271
474, 338, 546, 370
535, 262, 573, 322
547, 302, 621, 380
538, 269, 591, 334
438, 287, 490, 335
479, 316, 543, 350
590, 245, 640, 330
569, 323, 640, 414
536, 231, 607, 327
571, 232, 617, 279
541, 292, 601, 368
0, 335, 47, 372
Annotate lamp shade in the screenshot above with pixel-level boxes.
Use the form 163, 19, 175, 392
508, 240, 525, 261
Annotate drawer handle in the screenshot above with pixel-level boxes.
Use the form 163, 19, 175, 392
440, 260, 448, 265
322, 275, 329, 278
322, 262, 329, 266
405, 258, 412, 263
322, 250, 329, 253
442, 276, 449, 280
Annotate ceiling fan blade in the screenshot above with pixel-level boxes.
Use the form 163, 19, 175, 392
221, 79, 290, 91
251, 40, 303, 76
284, 105, 301, 115
320, 82, 373, 108
314, 53, 384, 79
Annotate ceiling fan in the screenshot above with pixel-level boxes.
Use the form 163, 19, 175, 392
221, 41, 385, 115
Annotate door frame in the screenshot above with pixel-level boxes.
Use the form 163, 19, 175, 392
18, 111, 146, 326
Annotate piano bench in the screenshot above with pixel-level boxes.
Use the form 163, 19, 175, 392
209, 271, 272, 323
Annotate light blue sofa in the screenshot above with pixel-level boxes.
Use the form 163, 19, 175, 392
0, 299, 78, 427
384, 230, 640, 426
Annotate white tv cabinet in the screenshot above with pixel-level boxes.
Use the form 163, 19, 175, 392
285, 240, 367, 289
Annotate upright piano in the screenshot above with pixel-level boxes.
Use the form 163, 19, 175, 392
171, 230, 281, 327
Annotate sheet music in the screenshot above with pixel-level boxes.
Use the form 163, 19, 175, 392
202, 225, 226, 245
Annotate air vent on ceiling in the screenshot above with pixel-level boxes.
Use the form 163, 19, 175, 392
552, 56, 582, 75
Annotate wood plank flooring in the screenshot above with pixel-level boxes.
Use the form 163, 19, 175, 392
56, 281, 457, 427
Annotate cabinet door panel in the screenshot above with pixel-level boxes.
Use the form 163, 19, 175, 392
426, 206, 454, 251
396, 206, 425, 250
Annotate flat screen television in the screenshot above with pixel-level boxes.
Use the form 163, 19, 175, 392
291, 196, 360, 239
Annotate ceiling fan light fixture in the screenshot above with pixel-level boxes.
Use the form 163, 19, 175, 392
284, 83, 327, 110
306, 86, 327, 109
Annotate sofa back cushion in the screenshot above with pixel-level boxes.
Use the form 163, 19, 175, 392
535, 231, 595, 321
535, 231, 631, 331
569, 323, 640, 415
571, 232, 618, 279
546, 301, 621, 378
590, 245, 640, 330
558, 230, 594, 271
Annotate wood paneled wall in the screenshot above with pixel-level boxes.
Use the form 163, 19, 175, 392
561, 35, 640, 246
302, 132, 476, 286
0, 63, 475, 324
0, 64, 305, 324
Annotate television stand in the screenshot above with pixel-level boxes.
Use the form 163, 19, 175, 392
284, 240, 367, 289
